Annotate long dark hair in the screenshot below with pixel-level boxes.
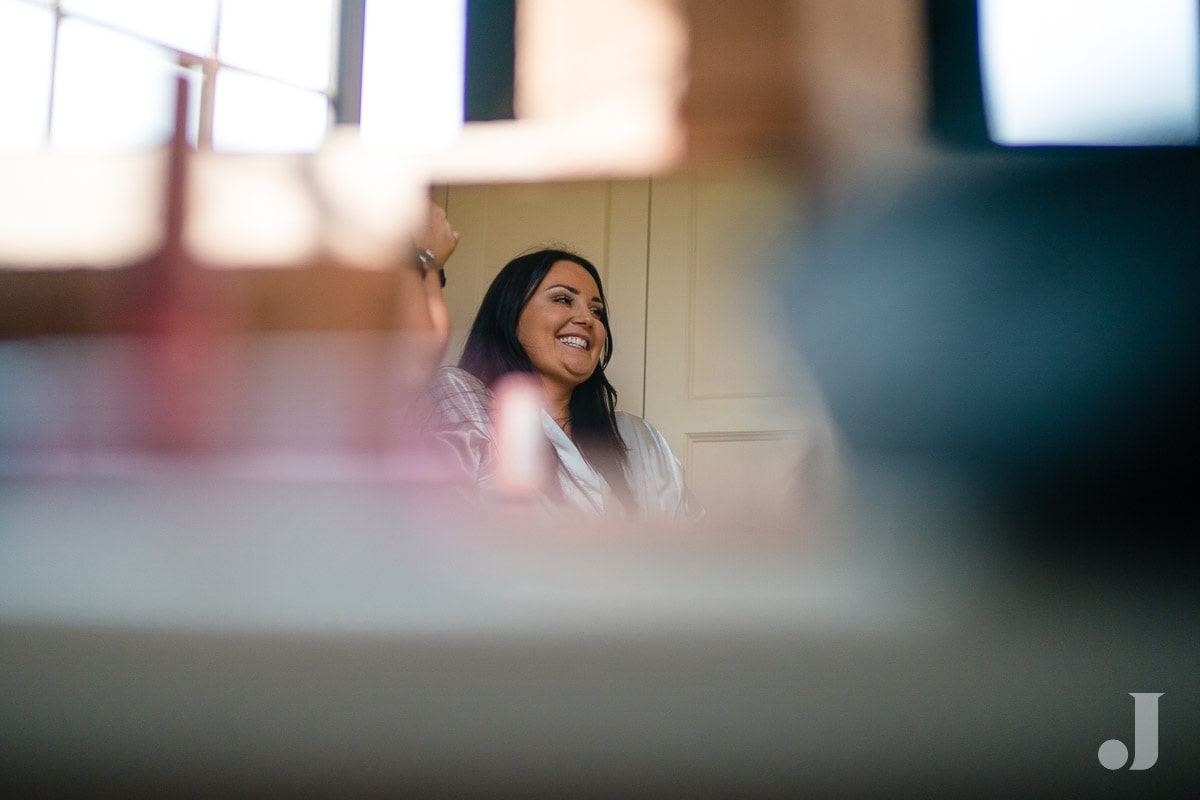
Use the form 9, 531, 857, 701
459, 248, 633, 508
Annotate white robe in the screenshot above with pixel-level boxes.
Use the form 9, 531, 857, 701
422, 367, 702, 520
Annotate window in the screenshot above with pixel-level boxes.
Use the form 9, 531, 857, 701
979, 0, 1199, 146
0, 0, 465, 154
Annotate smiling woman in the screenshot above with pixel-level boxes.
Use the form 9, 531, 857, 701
515, 260, 608, 415
422, 248, 701, 520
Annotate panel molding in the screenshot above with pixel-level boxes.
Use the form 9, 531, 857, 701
683, 428, 806, 471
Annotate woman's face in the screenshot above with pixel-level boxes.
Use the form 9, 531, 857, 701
516, 260, 607, 396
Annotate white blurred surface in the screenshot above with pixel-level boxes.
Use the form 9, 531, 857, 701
980, 0, 1200, 145
1, 466, 1196, 796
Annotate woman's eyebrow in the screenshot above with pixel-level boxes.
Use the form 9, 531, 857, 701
545, 284, 603, 304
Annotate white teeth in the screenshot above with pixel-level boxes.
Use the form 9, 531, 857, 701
558, 336, 587, 349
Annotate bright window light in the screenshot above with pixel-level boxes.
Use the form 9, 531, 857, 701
979, 0, 1200, 146
212, 70, 331, 153
61, 0, 219, 56
359, 0, 466, 153
219, 0, 336, 91
0, 0, 54, 152
52, 19, 188, 152
0, 0, 355, 153
0, 0, 470, 154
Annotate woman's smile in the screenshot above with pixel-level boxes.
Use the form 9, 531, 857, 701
558, 334, 590, 350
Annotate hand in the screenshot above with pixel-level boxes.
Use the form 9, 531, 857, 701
394, 201, 456, 397
413, 201, 459, 268
410, 200, 454, 343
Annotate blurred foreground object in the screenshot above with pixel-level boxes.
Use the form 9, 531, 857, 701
2, 476, 1198, 797
3, 8, 1199, 797
0, 79, 445, 463
417, 0, 832, 181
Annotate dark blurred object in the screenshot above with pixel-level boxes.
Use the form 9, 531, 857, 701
787, 147, 1200, 561
465, 0, 516, 121
924, 0, 989, 149
334, 0, 367, 124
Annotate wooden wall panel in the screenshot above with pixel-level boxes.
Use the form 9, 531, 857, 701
645, 161, 837, 520
688, 166, 801, 399
687, 432, 808, 521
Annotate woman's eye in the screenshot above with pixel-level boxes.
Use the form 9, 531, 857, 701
590, 307, 604, 317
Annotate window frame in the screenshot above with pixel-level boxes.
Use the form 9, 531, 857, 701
11, 0, 362, 152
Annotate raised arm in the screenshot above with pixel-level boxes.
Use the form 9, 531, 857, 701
395, 200, 459, 387
412, 200, 458, 344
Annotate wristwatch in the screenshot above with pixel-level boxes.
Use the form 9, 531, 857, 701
416, 248, 447, 287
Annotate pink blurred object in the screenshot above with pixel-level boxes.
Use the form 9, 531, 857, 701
491, 373, 551, 497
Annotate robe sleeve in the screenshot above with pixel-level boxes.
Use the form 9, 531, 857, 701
421, 367, 498, 486
616, 413, 704, 521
